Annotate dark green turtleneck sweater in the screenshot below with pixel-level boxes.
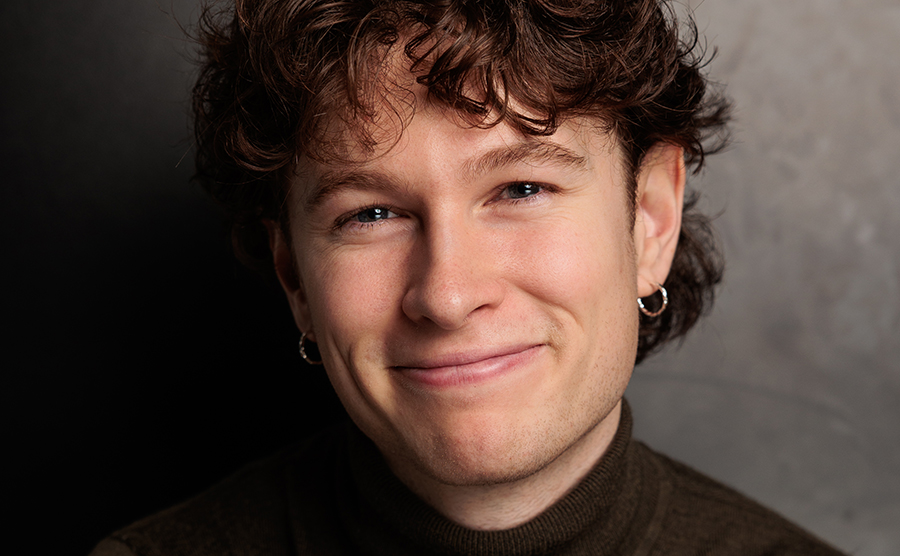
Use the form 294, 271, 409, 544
90, 402, 845, 555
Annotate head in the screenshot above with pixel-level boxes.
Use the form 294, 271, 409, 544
193, 0, 728, 485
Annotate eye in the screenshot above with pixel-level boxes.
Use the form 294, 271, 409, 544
502, 182, 545, 200
352, 206, 398, 223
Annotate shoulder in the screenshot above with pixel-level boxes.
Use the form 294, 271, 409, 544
89, 424, 346, 556
633, 442, 849, 556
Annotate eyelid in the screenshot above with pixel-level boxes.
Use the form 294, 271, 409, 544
331, 180, 555, 233
496, 181, 556, 201
333, 203, 401, 232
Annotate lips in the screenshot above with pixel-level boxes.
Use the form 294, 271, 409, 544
392, 344, 543, 388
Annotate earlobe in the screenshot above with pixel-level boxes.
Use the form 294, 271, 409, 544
264, 219, 314, 337
633, 144, 685, 298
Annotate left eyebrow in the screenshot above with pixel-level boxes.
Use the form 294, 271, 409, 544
303, 169, 404, 212
462, 140, 588, 179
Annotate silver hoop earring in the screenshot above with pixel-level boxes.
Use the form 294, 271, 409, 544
638, 283, 668, 317
299, 332, 323, 365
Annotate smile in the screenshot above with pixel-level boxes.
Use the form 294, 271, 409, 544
392, 344, 544, 388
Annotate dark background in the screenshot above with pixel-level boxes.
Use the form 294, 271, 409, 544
3, 1, 898, 555
2, 2, 344, 554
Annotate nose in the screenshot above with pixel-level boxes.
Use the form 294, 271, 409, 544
401, 219, 506, 330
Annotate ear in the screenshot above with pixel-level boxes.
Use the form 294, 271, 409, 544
633, 143, 685, 298
264, 219, 314, 339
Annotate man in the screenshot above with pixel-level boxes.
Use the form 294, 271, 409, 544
92, 0, 845, 554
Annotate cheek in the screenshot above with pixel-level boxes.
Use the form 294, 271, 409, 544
296, 245, 410, 433
508, 213, 638, 320
301, 245, 407, 350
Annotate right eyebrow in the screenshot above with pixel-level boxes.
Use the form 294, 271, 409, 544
302, 169, 404, 212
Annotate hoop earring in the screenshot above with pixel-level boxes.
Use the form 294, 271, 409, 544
638, 283, 668, 317
299, 332, 323, 365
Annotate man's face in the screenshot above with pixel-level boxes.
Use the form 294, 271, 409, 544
276, 94, 678, 487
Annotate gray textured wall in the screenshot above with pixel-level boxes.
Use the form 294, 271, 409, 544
629, 2, 900, 554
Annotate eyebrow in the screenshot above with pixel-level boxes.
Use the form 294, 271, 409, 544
304, 169, 407, 212
303, 140, 587, 212
463, 140, 587, 179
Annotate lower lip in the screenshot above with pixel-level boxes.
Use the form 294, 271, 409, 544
394, 346, 543, 388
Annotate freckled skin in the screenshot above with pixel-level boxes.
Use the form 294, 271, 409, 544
271, 89, 684, 529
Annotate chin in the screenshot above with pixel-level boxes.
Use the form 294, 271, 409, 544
407, 418, 568, 487
424, 447, 556, 488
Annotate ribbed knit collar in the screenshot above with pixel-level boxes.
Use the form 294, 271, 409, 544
338, 400, 659, 556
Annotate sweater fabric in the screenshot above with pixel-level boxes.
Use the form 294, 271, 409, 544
90, 402, 845, 556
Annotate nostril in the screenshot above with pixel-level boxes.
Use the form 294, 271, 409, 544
401, 264, 506, 331
402, 277, 471, 330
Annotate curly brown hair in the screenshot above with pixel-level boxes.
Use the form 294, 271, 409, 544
192, 0, 730, 364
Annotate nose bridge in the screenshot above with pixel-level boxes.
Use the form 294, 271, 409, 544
402, 211, 503, 330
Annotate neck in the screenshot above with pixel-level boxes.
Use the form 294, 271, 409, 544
393, 401, 622, 531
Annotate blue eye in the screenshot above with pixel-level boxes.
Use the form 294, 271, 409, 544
354, 206, 397, 223
505, 182, 542, 199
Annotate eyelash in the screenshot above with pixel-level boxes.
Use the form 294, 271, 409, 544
498, 182, 550, 204
334, 203, 400, 231
333, 181, 553, 233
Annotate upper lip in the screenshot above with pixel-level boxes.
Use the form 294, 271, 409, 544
393, 344, 540, 370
